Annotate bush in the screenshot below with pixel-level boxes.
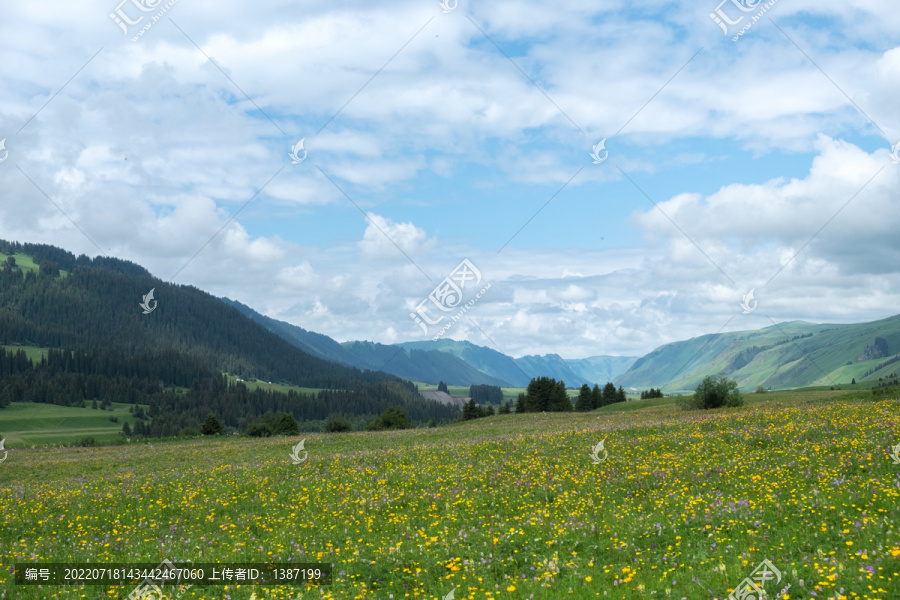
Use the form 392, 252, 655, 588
246, 423, 273, 437
178, 426, 200, 437
367, 406, 410, 431
678, 376, 743, 410
755, 386, 768, 394
78, 436, 97, 447
273, 413, 300, 436
108, 415, 118, 423
324, 415, 353, 433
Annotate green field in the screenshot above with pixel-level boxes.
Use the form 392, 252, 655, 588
0, 344, 49, 363
225, 374, 325, 396
0, 401, 143, 446
2, 388, 899, 599
0, 252, 68, 277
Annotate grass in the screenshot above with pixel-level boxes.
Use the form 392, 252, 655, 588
225, 374, 325, 396
2, 389, 900, 599
0, 401, 143, 446
0, 344, 49, 362
0, 252, 68, 277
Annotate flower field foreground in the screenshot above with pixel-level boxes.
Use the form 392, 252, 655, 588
2, 391, 900, 599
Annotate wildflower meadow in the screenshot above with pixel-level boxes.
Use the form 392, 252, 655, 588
2, 390, 899, 600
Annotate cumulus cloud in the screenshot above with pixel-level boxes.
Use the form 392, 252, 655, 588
358, 212, 430, 259
1, 0, 898, 359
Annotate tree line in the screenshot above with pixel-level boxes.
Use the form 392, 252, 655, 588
0, 347, 460, 432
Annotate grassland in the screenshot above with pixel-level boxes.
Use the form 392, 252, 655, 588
0, 344, 49, 362
0, 401, 143, 446
2, 389, 899, 599
224, 374, 325, 396
0, 252, 68, 277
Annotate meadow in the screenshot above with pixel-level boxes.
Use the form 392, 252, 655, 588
1, 390, 899, 600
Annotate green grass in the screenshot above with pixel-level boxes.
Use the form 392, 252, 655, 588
2, 388, 899, 599
224, 373, 324, 396
0, 401, 143, 446
0, 344, 49, 362
0, 252, 68, 277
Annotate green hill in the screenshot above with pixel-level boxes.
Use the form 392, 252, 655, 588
0, 240, 460, 434
615, 316, 900, 393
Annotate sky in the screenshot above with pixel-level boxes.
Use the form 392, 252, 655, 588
1, 0, 899, 360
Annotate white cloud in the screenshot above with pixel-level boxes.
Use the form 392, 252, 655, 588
358, 212, 430, 258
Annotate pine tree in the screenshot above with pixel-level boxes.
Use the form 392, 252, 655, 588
462, 398, 479, 421
121, 421, 132, 437
515, 393, 526, 413
575, 384, 593, 411
602, 382, 617, 406
438, 381, 448, 393
591, 384, 601, 409
200, 413, 224, 435
551, 381, 572, 411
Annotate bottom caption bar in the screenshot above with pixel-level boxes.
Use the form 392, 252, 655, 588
14, 561, 332, 587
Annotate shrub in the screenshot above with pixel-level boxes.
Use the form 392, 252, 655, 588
324, 415, 353, 433
78, 436, 97, 447
273, 413, 299, 436
678, 376, 743, 410
178, 426, 200, 437
246, 422, 273, 437
755, 386, 768, 394
108, 415, 118, 423
367, 406, 410, 431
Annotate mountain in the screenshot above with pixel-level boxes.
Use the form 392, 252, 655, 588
222, 300, 509, 387
0, 240, 460, 431
397, 340, 531, 386
398, 340, 636, 387
614, 316, 900, 393
514, 353, 592, 387
338, 340, 510, 387
221, 303, 637, 388
221, 298, 355, 366
566, 355, 639, 385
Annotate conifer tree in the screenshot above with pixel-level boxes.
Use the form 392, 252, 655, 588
575, 384, 593, 411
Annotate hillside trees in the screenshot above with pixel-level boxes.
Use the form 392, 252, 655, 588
469, 384, 503, 404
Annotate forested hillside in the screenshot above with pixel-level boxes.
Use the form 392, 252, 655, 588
0, 240, 459, 432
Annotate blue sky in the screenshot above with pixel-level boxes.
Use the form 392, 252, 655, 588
1, 0, 899, 359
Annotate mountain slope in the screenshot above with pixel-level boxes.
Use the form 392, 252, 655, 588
398, 340, 530, 386
398, 340, 637, 387
340, 340, 510, 387
615, 316, 900, 393
566, 355, 639, 385
0, 240, 393, 389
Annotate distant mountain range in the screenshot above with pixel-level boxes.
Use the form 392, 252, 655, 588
3, 239, 896, 397
223, 299, 638, 387
225, 298, 900, 393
